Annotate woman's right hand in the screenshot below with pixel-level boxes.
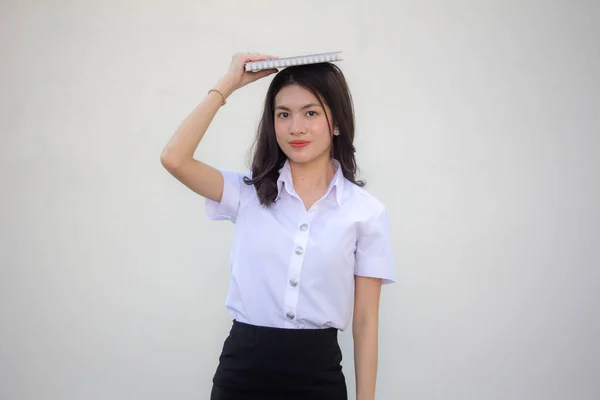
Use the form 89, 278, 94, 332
216, 52, 278, 97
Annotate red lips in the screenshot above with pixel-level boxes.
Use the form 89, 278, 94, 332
289, 140, 309, 148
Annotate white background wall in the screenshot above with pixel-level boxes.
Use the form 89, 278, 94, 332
2, 1, 599, 399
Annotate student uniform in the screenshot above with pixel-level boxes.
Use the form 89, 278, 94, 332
205, 158, 396, 400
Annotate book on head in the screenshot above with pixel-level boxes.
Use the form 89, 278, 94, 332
244, 51, 343, 72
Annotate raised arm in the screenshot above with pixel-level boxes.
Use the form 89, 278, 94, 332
160, 52, 277, 202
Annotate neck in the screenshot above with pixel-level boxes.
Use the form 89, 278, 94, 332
289, 155, 335, 196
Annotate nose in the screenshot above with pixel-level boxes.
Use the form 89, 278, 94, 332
290, 115, 305, 135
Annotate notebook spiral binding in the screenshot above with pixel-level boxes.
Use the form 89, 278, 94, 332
244, 51, 343, 72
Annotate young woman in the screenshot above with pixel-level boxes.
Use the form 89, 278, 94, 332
160, 52, 396, 400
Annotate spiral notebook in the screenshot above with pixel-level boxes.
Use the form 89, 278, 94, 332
245, 51, 343, 72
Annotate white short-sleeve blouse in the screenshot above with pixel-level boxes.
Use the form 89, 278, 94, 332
205, 158, 396, 330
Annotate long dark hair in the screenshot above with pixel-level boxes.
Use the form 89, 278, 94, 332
244, 62, 365, 206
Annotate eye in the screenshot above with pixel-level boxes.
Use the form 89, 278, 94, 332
306, 110, 318, 117
277, 112, 289, 118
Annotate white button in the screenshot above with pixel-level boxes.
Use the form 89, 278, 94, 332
300, 223, 308, 231
294, 246, 304, 255
286, 311, 295, 320
289, 278, 298, 287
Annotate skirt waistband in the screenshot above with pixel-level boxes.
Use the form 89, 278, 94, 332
231, 319, 338, 336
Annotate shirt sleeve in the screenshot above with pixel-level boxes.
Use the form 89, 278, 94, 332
204, 169, 247, 223
354, 206, 396, 284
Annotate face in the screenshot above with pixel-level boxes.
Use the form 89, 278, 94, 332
273, 84, 334, 165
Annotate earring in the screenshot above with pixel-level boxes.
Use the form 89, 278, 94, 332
333, 128, 340, 136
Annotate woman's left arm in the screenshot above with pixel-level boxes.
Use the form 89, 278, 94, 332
353, 275, 383, 400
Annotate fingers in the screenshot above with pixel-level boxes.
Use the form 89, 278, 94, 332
236, 52, 278, 62
229, 53, 278, 88
247, 52, 278, 60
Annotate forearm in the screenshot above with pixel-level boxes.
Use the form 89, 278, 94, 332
160, 76, 236, 164
353, 321, 378, 400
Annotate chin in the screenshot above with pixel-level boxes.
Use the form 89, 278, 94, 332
282, 144, 331, 165
286, 153, 313, 164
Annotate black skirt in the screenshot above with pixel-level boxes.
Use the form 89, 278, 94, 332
210, 320, 348, 400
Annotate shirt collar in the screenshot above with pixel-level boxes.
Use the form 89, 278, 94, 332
276, 158, 345, 206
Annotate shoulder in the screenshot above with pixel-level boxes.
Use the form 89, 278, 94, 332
219, 168, 253, 186
215, 168, 257, 202
342, 179, 388, 220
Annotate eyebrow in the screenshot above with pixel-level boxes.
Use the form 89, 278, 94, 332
274, 103, 322, 111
